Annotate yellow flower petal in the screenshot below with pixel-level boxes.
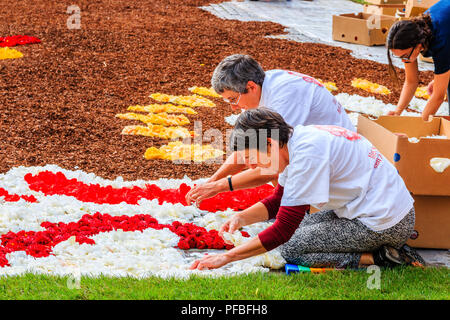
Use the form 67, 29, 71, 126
351, 78, 391, 95
317, 79, 338, 92
115, 112, 190, 126
127, 104, 197, 115
188, 86, 221, 98
144, 141, 223, 162
0, 47, 23, 60
150, 93, 215, 108
121, 125, 193, 139
415, 86, 430, 100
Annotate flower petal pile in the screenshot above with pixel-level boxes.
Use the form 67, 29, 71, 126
0, 188, 37, 203
351, 78, 391, 95
23, 170, 274, 212
0, 47, 23, 60
188, 86, 222, 98
115, 112, 190, 126
0, 211, 245, 267
121, 125, 193, 139
317, 79, 338, 92
150, 93, 216, 108
0, 35, 41, 47
415, 86, 430, 100
0, 166, 279, 278
127, 104, 197, 115
144, 142, 224, 162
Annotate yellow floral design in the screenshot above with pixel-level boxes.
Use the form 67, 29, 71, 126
127, 104, 197, 115
149, 93, 215, 108
0, 47, 23, 60
115, 112, 190, 126
351, 78, 391, 95
144, 141, 224, 162
188, 86, 221, 98
121, 125, 193, 139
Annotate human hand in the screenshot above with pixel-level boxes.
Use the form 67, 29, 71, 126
422, 112, 431, 122
219, 214, 245, 239
387, 108, 402, 116
185, 180, 226, 205
189, 253, 231, 270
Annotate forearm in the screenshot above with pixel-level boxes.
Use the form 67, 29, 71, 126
422, 71, 450, 119
224, 236, 267, 263
208, 152, 246, 182
396, 60, 419, 113
227, 167, 277, 191
238, 202, 270, 226
422, 95, 445, 119
397, 81, 418, 112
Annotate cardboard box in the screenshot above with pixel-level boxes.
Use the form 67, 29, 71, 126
332, 13, 397, 46
357, 115, 450, 196
405, 0, 439, 17
364, 4, 405, 16
406, 195, 450, 249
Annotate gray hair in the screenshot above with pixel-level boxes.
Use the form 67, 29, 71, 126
211, 54, 265, 94
230, 108, 293, 152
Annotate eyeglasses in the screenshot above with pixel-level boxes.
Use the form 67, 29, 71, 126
400, 46, 416, 63
223, 93, 242, 105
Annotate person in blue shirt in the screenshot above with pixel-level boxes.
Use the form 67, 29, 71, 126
386, 0, 450, 120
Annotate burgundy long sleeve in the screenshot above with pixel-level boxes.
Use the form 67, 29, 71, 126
259, 185, 309, 251
258, 205, 309, 251
260, 184, 284, 220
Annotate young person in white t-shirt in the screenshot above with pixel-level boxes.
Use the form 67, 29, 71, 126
190, 108, 423, 271
186, 54, 355, 205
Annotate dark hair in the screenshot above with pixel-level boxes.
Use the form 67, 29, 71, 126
230, 108, 293, 152
211, 54, 265, 94
386, 14, 433, 86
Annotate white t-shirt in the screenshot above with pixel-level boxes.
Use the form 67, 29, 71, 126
259, 70, 355, 131
278, 125, 414, 231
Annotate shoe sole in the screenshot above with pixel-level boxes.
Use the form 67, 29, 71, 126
383, 246, 404, 265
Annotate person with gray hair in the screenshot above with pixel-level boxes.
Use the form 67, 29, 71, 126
190, 108, 423, 271
186, 54, 354, 205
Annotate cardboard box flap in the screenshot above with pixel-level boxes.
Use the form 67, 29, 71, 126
373, 115, 443, 138
439, 118, 450, 138
357, 115, 399, 160
357, 115, 450, 196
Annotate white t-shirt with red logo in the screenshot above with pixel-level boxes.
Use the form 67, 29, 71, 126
278, 125, 414, 231
259, 70, 355, 131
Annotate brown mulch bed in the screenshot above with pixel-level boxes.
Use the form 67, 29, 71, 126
0, 0, 434, 181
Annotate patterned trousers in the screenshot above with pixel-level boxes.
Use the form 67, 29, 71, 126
280, 208, 415, 269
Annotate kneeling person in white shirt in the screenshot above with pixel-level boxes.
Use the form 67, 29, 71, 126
190, 108, 420, 271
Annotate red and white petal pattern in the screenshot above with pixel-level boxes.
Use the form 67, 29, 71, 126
0, 165, 284, 278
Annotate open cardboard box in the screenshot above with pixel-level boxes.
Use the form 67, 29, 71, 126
332, 13, 397, 46
405, 0, 439, 17
364, 4, 405, 16
357, 115, 450, 196
358, 115, 450, 249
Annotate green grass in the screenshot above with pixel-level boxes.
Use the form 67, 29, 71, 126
0, 267, 448, 300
